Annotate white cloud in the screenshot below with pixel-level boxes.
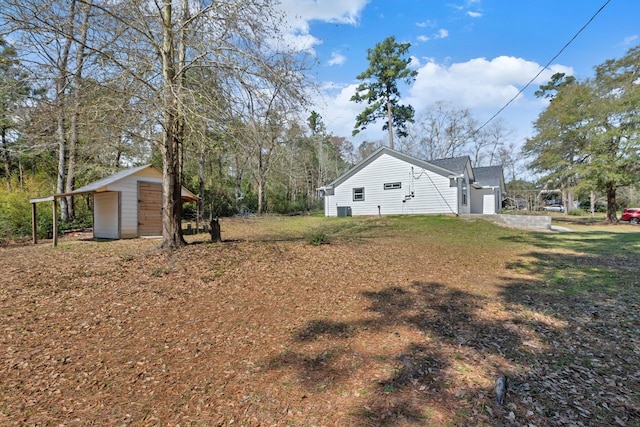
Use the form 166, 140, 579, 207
315, 55, 574, 146
275, 0, 370, 53
435, 29, 449, 39
408, 56, 572, 109
416, 20, 436, 28
314, 83, 363, 138
417, 29, 448, 43
623, 35, 639, 45
279, 0, 370, 51
450, 1, 483, 18
327, 52, 347, 66
278, 0, 370, 25
409, 56, 422, 68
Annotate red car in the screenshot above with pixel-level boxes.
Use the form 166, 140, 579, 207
621, 208, 640, 224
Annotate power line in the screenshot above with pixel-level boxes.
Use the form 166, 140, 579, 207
473, 0, 612, 135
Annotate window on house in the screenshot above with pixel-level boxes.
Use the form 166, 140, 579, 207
383, 182, 401, 190
353, 187, 364, 201
462, 179, 467, 206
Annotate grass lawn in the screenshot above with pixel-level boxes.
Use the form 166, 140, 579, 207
0, 215, 638, 426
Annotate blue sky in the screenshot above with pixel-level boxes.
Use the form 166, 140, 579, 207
277, 0, 639, 156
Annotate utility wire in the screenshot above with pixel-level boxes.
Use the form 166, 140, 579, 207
473, 0, 612, 135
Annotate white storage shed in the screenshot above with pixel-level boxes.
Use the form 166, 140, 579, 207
30, 165, 199, 244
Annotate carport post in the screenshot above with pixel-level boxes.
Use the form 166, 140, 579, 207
52, 198, 58, 247
29, 195, 55, 245
31, 202, 37, 244
196, 203, 200, 233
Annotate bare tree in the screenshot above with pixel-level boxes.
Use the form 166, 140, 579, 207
243, 85, 291, 215
64, 1, 91, 219
4, 0, 312, 248
404, 102, 477, 160
0, 38, 30, 192
98, 0, 309, 246
2, 0, 105, 220
469, 118, 513, 167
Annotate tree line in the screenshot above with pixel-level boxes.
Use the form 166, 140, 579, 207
0, 7, 518, 247
2, 2, 637, 245
0, 0, 354, 246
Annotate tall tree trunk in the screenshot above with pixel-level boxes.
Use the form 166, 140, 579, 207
257, 175, 264, 215
56, 88, 68, 220
18, 157, 23, 188
2, 126, 11, 192
159, 0, 186, 249
317, 135, 324, 189
198, 147, 206, 220
56, 0, 77, 222
64, 2, 91, 220
257, 146, 265, 215
161, 117, 186, 248
234, 154, 244, 212
605, 182, 618, 223
386, 98, 394, 150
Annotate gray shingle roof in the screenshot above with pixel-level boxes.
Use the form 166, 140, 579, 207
473, 165, 504, 187
428, 156, 471, 175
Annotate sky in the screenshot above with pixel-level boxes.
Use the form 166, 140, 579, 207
276, 0, 640, 157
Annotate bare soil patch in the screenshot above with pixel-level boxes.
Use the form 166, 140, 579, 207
1, 216, 638, 426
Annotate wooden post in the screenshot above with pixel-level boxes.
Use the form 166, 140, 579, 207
31, 202, 38, 244
196, 202, 200, 234
52, 198, 58, 247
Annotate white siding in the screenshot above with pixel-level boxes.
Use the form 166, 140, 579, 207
327, 154, 458, 216
470, 188, 499, 214
324, 195, 332, 216
94, 192, 119, 239
106, 169, 163, 238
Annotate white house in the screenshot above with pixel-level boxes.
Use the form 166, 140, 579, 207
319, 147, 505, 217
30, 164, 199, 243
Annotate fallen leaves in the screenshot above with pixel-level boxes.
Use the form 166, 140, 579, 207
0, 216, 638, 426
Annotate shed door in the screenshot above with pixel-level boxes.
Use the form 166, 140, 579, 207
138, 182, 163, 236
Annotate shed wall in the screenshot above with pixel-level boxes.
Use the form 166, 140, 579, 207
106, 171, 163, 238
93, 192, 120, 239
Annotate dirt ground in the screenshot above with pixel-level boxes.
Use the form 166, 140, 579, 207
0, 216, 639, 426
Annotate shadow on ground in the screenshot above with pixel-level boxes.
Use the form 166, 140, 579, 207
266, 229, 640, 426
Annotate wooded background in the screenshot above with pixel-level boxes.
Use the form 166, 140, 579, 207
1, 1, 638, 241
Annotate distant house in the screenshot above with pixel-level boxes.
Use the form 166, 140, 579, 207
318, 147, 505, 217
30, 164, 199, 244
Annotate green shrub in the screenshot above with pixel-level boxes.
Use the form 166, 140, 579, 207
0, 175, 55, 240
568, 208, 585, 216
306, 228, 329, 245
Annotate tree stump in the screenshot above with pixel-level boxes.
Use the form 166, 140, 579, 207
209, 218, 222, 242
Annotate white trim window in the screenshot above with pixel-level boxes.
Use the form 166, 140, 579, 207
353, 187, 365, 201
384, 182, 401, 190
